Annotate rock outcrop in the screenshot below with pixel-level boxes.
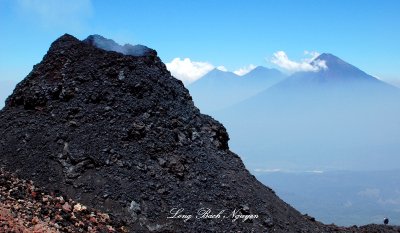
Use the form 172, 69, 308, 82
0, 169, 126, 232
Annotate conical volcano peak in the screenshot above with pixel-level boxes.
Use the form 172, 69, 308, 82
273, 52, 395, 89
200, 68, 239, 80
4, 34, 171, 110
315, 53, 341, 62
52, 33, 80, 45
83, 34, 155, 57
311, 53, 353, 70
249, 66, 270, 73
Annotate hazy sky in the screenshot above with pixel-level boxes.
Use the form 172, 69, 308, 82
0, 0, 399, 85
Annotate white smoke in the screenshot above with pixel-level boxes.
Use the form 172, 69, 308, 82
84, 35, 151, 56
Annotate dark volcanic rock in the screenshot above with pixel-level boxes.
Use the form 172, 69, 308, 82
0, 34, 389, 232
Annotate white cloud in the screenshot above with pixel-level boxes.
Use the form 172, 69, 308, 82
16, 0, 93, 30
254, 168, 325, 174
254, 168, 282, 173
305, 170, 324, 174
373, 75, 382, 80
304, 50, 320, 61
216, 66, 228, 72
166, 58, 215, 85
233, 64, 256, 76
270, 51, 327, 73
313, 59, 328, 70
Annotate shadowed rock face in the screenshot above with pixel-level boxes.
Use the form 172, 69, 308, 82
0, 34, 378, 232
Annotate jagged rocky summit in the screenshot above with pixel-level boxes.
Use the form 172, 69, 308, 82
0, 34, 396, 233
83, 34, 154, 57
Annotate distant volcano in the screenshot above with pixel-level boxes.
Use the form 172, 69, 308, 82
273, 53, 394, 89
216, 53, 400, 172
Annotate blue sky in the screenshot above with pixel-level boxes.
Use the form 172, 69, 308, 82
0, 0, 399, 85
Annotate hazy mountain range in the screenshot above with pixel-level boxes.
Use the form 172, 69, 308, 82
188, 66, 285, 113
189, 53, 400, 172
